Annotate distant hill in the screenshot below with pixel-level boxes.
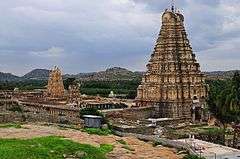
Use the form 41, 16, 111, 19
23, 69, 50, 80
20, 67, 142, 81
204, 70, 240, 80
0, 68, 239, 82
65, 67, 143, 81
0, 72, 21, 81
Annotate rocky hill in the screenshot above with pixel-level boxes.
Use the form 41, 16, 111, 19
0, 68, 239, 81
0, 72, 21, 81
23, 69, 50, 80
204, 70, 239, 80
65, 67, 143, 81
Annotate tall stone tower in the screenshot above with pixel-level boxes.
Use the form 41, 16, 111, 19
46, 66, 65, 98
136, 7, 208, 120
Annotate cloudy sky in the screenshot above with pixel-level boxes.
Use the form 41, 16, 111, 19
0, 0, 240, 75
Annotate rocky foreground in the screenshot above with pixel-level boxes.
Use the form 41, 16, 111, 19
0, 124, 180, 159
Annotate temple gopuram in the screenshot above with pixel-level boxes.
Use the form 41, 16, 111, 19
46, 66, 65, 99
135, 6, 208, 121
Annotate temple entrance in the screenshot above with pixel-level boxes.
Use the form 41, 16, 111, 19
195, 107, 202, 122
191, 96, 203, 123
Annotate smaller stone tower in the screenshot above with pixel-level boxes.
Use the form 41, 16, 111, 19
68, 83, 81, 105
46, 66, 65, 98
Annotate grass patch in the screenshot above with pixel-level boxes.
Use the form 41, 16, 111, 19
0, 136, 113, 159
121, 145, 135, 151
0, 123, 22, 129
117, 139, 127, 145
83, 128, 113, 136
117, 139, 134, 152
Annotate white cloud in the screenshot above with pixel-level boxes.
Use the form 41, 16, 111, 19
29, 47, 64, 57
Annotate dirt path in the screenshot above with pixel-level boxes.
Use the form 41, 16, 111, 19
0, 124, 180, 159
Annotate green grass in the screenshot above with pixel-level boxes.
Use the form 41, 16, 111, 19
0, 136, 114, 159
116, 139, 134, 151
0, 123, 22, 129
83, 128, 113, 136
117, 139, 127, 145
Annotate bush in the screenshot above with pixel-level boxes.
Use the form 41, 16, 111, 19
197, 127, 225, 145
183, 155, 206, 159
80, 108, 109, 124
117, 139, 127, 145
79, 108, 103, 118
83, 128, 113, 136
8, 105, 23, 112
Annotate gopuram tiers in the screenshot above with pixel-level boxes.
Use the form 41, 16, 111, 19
46, 66, 65, 99
135, 7, 208, 121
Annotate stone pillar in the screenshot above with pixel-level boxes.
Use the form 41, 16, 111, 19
200, 108, 203, 123
192, 105, 195, 123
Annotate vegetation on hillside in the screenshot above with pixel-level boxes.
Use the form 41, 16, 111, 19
0, 79, 140, 99
207, 71, 240, 124
63, 77, 77, 90
0, 80, 46, 90
80, 80, 140, 98
0, 136, 113, 159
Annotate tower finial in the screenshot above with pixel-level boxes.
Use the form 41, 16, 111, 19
171, 0, 175, 13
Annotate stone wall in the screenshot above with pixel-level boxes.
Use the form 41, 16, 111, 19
0, 113, 23, 123
112, 125, 155, 135
106, 106, 154, 121
22, 112, 83, 125
0, 100, 83, 125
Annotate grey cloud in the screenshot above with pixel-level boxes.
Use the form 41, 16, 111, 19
0, 0, 239, 75
29, 46, 65, 57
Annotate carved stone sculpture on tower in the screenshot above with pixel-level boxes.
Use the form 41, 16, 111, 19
46, 66, 65, 99
135, 8, 208, 121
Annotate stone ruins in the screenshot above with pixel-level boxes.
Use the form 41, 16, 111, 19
0, 66, 129, 125
135, 8, 208, 121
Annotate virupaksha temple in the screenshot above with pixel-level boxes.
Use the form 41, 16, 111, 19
135, 7, 208, 122
1, 3, 240, 158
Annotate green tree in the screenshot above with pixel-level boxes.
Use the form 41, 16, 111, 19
207, 71, 240, 124
63, 78, 76, 90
